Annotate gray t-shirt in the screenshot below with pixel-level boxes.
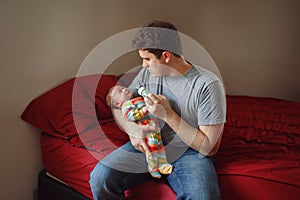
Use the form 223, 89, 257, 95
129, 64, 226, 144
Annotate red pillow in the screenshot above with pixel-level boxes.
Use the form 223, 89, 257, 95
21, 74, 118, 138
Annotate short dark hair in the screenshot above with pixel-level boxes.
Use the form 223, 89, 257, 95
132, 20, 182, 58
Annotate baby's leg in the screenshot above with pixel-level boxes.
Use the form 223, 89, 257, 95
145, 132, 162, 178
146, 151, 161, 178
158, 146, 173, 174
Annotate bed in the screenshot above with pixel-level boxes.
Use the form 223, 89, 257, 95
21, 73, 300, 200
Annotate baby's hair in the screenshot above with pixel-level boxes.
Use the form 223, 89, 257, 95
105, 85, 122, 109
105, 86, 114, 107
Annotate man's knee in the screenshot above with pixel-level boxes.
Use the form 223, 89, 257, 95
89, 162, 108, 192
90, 162, 125, 199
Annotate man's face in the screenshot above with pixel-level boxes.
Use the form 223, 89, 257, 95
138, 50, 170, 77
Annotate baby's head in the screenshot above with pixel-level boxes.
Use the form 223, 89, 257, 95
106, 85, 133, 109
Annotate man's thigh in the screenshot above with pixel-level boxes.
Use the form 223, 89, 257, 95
167, 149, 221, 199
100, 142, 149, 173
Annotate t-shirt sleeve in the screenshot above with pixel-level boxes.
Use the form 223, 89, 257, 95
197, 80, 226, 125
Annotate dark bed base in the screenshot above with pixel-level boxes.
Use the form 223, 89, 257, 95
37, 170, 90, 200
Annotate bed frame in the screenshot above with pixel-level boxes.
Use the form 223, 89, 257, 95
36, 170, 90, 200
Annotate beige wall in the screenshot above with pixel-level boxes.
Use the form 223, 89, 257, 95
1, 0, 299, 199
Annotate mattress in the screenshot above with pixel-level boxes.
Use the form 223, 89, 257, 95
38, 170, 90, 200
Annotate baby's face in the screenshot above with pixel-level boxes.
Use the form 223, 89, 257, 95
111, 85, 133, 107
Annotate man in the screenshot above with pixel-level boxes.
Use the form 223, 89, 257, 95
90, 20, 226, 200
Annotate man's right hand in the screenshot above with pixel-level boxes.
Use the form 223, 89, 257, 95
128, 124, 157, 156
113, 108, 156, 155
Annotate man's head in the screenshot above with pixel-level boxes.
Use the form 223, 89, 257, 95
132, 20, 182, 59
132, 20, 184, 77
106, 85, 133, 108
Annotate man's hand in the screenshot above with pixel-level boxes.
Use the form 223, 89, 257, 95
127, 124, 159, 157
144, 94, 171, 121
129, 133, 149, 154
113, 108, 156, 155
130, 135, 154, 159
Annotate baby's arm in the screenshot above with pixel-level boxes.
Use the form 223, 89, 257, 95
141, 106, 148, 115
122, 100, 146, 122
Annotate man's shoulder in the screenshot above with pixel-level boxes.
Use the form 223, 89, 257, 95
189, 65, 222, 83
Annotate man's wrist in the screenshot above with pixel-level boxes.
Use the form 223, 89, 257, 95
165, 109, 179, 126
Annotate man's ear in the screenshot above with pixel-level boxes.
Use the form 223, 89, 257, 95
162, 51, 172, 63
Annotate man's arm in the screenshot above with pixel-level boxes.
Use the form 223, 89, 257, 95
165, 109, 223, 156
145, 94, 224, 156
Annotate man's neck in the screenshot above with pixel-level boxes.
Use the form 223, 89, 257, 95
169, 57, 192, 76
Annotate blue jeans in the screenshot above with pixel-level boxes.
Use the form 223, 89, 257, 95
90, 142, 221, 200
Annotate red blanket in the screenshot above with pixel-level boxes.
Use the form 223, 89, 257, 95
21, 74, 300, 199
40, 96, 300, 199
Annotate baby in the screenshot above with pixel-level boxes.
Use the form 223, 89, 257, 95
106, 85, 173, 178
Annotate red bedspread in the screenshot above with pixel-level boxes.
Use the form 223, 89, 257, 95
21, 74, 300, 199
39, 95, 300, 200
215, 95, 300, 199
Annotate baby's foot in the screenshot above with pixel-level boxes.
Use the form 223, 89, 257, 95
159, 164, 173, 174
150, 171, 161, 178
